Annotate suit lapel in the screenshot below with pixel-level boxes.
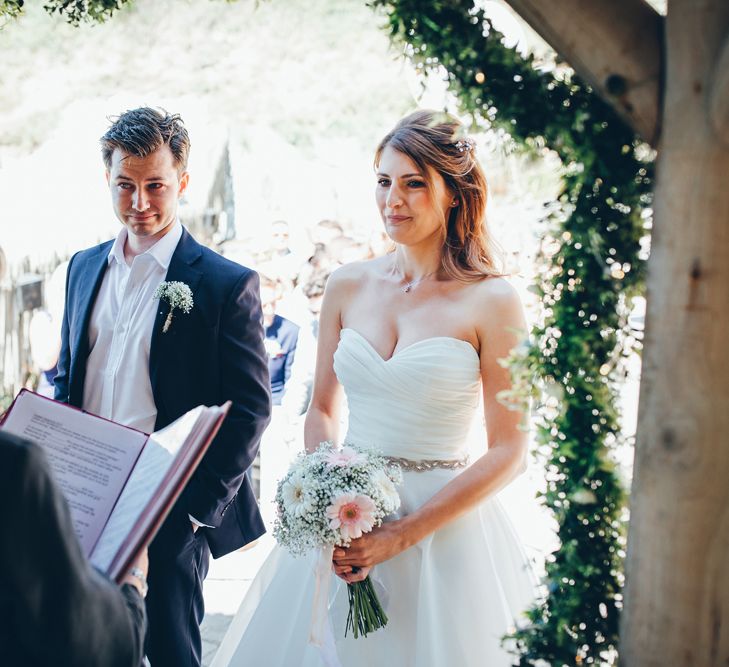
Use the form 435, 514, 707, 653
69, 244, 111, 404
149, 228, 203, 397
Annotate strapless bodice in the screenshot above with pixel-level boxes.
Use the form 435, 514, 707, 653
333, 328, 481, 461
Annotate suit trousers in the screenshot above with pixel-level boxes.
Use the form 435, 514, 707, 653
145, 504, 211, 667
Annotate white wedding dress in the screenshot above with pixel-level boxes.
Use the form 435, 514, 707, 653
212, 328, 536, 667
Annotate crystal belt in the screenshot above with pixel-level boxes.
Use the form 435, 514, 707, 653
385, 454, 470, 472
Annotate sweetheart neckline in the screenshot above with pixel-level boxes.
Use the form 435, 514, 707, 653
340, 327, 480, 364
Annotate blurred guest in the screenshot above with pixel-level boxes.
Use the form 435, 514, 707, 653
295, 219, 347, 280
328, 235, 368, 266
261, 277, 300, 407
259, 220, 301, 291
306, 242, 331, 274
271, 220, 292, 257
281, 271, 329, 418
295, 241, 332, 293
217, 238, 259, 270
309, 218, 343, 247
301, 272, 327, 331
254, 277, 300, 525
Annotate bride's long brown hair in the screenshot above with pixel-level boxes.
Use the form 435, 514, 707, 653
375, 110, 503, 282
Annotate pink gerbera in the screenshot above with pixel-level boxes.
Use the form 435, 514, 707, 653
326, 492, 376, 541
324, 446, 366, 468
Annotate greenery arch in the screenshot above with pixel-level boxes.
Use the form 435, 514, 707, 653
369, 1, 652, 664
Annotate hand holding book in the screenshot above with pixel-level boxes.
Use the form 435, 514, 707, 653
0, 389, 229, 582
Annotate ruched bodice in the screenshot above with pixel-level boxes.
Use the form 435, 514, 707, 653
333, 328, 481, 461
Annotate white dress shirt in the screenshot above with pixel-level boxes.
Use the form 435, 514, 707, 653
83, 222, 182, 433
82, 222, 209, 529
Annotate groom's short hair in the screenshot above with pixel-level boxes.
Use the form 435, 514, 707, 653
100, 107, 191, 172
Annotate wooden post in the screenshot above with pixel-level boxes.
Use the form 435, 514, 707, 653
621, 1, 729, 664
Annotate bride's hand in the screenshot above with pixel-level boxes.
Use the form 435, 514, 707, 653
332, 522, 406, 582
333, 563, 372, 584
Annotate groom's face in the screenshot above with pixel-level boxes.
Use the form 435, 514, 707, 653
105, 145, 189, 239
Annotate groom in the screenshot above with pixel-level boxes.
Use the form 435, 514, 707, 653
54, 107, 272, 666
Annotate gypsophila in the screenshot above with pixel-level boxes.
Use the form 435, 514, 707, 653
273, 441, 402, 638
154, 281, 194, 333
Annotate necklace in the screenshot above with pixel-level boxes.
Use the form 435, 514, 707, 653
403, 273, 435, 293
395, 264, 438, 293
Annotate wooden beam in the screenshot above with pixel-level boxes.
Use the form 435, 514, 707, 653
504, 0, 663, 145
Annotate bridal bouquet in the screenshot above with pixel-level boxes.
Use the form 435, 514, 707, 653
273, 441, 402, 639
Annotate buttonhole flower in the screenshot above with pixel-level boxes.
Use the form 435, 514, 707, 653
154, 281, 194, 333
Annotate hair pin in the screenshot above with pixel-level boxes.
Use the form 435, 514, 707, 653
455, 139, 474, 153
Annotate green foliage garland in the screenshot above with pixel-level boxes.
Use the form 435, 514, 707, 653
0, 0, 22, 23
369, 1, 652, 664
0, 0, 131, 25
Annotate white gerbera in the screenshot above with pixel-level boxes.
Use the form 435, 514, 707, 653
281, 471, 314, 518
372, 469, 400, 513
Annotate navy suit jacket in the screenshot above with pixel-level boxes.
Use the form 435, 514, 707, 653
54, 228, 272, 558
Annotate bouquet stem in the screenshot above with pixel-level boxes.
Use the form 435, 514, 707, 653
345, 576, 388, 638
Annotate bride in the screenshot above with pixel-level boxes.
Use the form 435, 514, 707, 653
212, 110, 536, 667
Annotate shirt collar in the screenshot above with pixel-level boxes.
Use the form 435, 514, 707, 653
107, 221, 183, 269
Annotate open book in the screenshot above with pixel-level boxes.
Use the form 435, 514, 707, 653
0, 389, 229, 582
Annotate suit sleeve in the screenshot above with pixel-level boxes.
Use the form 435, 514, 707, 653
182, 269, 272, 526
53, 253, 76, 403
0, 433, 146, 667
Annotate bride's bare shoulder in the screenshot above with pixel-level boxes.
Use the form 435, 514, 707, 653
326, 256, 389, 292
469, 276, 526, 341
471, 275, 521, 304
321, 258, 388, 325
